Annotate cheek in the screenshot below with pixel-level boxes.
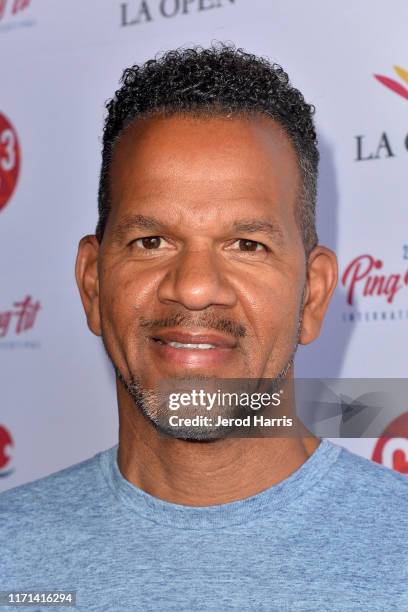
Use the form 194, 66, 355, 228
99, 265, 159, 345
239, 266, 304, 359
262, 295, 299, 344
256, 291, 302, 377
102, 263, 159, 314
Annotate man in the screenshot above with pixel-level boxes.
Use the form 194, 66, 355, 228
1, 44, 407, 611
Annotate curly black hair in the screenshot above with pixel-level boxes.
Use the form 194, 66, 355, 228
96, 42, 319, 254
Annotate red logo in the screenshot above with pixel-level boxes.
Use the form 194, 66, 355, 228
0, 425, 14, 477
341, 254, 408, 306
0, 113, 20, 212
372, 412, 408, 474
0, 0, 30, 21
0, 295, 41, 338
374, 65, 408, 101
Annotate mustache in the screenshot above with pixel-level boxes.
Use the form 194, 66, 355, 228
139, 311, 247, 339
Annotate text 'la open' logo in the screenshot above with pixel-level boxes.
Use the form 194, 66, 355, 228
0, 113, 20, 213
120, 0, 235, 26
355, 65, 408, 162
0, 425, 14, 478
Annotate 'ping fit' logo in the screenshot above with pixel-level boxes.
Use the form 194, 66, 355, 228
374, 65, 408, 101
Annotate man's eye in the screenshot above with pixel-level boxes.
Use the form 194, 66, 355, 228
233, 239, 268, 252
132, 236, 164, 249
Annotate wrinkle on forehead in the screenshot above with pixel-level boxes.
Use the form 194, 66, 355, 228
112, 113, 298, 182
107, 114, 301, 242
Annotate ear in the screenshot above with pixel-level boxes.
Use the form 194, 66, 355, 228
299, 245, 338, 345
75, 235, 102, 336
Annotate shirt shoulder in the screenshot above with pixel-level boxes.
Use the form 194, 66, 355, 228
331, 442, 408, 496
320, 442, 408, 530
0, 447, 115, 524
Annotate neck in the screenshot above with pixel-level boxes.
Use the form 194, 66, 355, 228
116, 381, 320, 507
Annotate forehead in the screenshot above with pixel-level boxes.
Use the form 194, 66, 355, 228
108, 113, 300, 226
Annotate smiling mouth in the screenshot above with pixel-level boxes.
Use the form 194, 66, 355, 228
150, 329, 238, 350
148, 330, 238, 368
152, 339, 217, 350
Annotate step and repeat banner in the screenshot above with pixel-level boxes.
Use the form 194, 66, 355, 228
1, 0, 407, 490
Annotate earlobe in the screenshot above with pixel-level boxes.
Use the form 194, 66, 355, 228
299, 245, 338, 345
75, 235, 102, 337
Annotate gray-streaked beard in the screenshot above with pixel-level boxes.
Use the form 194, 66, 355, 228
113, 359, 296, 442
105, 290, 305, 442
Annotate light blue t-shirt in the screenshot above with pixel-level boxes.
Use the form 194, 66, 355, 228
0, 439, 407, 611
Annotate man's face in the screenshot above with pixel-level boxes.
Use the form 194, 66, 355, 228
77, 112, 340, 439
98, 117, 306, 388
98, 114, 306, 390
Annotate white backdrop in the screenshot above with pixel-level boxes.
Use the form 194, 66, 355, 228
1, 0, 407, 491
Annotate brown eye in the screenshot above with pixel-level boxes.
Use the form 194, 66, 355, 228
238, 239, 264, 252
135, 236, 163, 249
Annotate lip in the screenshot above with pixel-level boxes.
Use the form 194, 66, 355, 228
151, 328, 238, 349
148, 328, 238, 369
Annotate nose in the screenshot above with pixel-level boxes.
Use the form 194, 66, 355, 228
157, 245, 237, 310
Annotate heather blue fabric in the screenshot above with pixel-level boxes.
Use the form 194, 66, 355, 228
1, 439, 407, 611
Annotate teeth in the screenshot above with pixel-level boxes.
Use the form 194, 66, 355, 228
167, 342, 216, 349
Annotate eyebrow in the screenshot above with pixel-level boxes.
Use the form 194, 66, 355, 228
232, 219, 285, 245
111, 214, 285, 245
111, 214, 166, 244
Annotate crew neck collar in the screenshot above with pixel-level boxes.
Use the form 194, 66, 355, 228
99, 439, 341, 530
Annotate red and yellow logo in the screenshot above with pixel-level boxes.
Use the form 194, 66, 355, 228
374, 65, 408, 101
0, 112, 20, 212
372, 412, 408, 474
0, 425, 14, 477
